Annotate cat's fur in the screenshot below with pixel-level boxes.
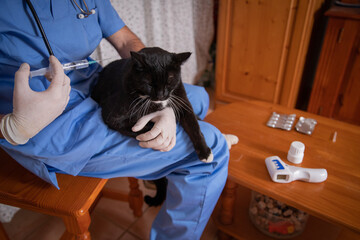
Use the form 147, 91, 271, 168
91, 47, 213, 206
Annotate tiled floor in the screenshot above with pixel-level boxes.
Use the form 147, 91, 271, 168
2, 178, 219, 240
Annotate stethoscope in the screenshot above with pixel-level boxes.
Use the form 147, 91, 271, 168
25, 0, 96, 57
71, 0, 96, 19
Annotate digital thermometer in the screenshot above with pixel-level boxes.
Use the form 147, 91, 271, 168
265, 156, 327, 183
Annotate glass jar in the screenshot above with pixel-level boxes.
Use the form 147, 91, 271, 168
249, 191, 308, 239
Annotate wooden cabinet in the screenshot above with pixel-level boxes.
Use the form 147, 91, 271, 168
215, 0, 324, 107
307, 6, 360, 125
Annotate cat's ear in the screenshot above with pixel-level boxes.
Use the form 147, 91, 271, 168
130, 51, 145, 69
174, 52, 191, 65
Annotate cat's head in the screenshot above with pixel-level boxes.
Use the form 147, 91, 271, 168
129, 47, 191, 105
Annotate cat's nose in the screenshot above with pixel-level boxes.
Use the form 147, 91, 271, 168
156, 91, 167, 100
157, 95, 166, 101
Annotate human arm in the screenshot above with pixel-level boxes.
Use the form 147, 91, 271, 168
0, 56, 71, 145
106, 26, 145, 58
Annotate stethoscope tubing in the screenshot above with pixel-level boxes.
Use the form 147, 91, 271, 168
25, 0, 54, 56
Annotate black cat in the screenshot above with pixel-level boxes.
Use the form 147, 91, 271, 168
91, 47, 213, 206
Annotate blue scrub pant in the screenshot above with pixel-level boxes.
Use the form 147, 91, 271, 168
61, 84, 230, 240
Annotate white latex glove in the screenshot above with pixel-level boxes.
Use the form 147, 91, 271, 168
0, 56, 71, 145
132, 107, 176, 151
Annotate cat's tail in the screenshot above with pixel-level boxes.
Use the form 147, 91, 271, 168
144, 178, 168, 207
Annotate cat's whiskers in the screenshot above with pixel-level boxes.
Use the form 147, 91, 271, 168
140, 98, 151, 119
170, 95, 193, 114
135, 98, 151, 120
129, 97, 143, 111
168, 98, 181, 120
129, 96, 148, 120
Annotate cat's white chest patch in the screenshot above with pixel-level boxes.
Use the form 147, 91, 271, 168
153, 100, 168, 108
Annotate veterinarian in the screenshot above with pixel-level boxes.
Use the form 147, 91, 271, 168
0, 1, 231, 239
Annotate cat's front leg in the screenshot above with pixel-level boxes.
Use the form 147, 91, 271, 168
174, 87, 213, 163
181, 116, 213, 163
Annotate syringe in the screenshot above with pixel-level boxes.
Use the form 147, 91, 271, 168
30, 59, 98, 78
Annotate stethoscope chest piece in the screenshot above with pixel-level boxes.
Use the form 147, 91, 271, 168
73, 0, 96, 19
77, 9, 96, 19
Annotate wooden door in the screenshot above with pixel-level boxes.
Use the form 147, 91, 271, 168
215, 0, 324, 107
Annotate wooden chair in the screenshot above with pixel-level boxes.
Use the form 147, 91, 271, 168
0, 148, 143, 239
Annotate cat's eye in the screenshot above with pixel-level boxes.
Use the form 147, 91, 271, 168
140, 80, 152, 92
135, 66, 144, 72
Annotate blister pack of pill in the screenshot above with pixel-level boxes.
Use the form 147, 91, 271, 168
266, 112, 296, 131
295, 117, 317, 135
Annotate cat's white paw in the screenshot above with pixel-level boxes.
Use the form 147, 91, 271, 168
201, 151, 214, 163
223, 134, 239, 150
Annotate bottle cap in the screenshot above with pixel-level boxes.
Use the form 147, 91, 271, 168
287, 141, 305, 164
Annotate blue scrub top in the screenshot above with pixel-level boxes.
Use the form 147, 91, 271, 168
0, 0, 125, 188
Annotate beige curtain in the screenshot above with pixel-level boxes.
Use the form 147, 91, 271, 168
91, 0, 214, 84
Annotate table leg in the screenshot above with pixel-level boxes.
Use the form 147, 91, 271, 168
128, 177, 143, 217
60, 212, 91, 240
0, 222, 9, 240
217, 179, 238, 240
220, 179, 238, 225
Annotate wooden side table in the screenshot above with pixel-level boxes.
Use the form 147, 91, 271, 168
205, 101, 360, 240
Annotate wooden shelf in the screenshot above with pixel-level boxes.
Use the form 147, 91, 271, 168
212, 184, 352, 240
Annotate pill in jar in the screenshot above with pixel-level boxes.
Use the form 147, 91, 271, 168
249, 191, 309, 239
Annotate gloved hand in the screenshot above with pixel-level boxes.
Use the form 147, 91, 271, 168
0, 56, 71, 145
132, 107, 177, 151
